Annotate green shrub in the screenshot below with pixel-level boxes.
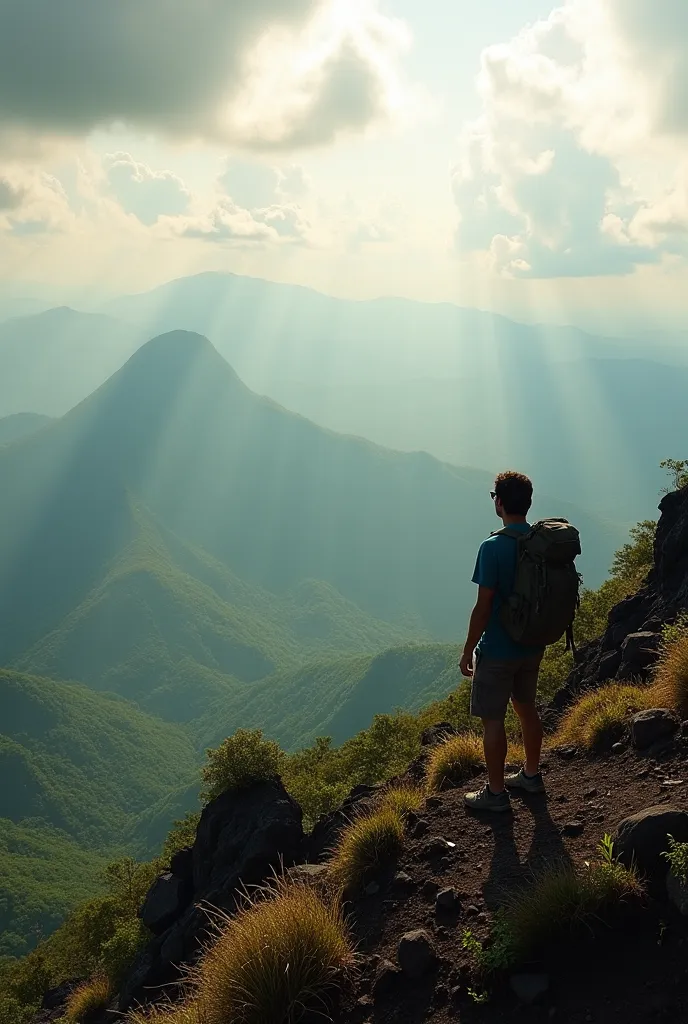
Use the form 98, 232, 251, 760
329, 808, 405, 891
65, 977, 111, 1022
201, 729, 285, 803
663, 835, 688, 884
99, 918, 147, 986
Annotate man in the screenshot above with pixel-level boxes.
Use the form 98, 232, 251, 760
459, 471, 545, 812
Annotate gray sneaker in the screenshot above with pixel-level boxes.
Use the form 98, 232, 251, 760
505, 768, 546, 794
464, 784, 511, 813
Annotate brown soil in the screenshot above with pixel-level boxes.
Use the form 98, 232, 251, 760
339, 742, 688, 1024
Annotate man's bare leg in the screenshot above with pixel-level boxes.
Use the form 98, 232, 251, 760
511, 698, 543, 777
482, 718, 507, 793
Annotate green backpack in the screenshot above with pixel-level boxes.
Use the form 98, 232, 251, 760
493, 518, 582, 651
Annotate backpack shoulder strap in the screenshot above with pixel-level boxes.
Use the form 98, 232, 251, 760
491, 527, 527, 541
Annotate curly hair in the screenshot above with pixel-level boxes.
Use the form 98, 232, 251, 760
494, 471, 533, 516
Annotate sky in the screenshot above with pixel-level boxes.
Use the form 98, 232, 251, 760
1, 0, 688, 333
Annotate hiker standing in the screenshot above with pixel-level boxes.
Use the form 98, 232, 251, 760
459, 471, 581, 812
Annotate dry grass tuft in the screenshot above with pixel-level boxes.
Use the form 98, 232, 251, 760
65, 977, 111, 1022
377, 784, 425, 818
424, 732, 484, 792
553, 683, 653, 750
194, 879, 354, 1024
652, 621, 688, 717
329, 807, 405, 891
128, 1002, 201, 1024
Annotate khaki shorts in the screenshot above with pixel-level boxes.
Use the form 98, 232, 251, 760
470, 651, 543, 721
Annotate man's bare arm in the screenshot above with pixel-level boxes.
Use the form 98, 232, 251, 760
459, 586, 495, 676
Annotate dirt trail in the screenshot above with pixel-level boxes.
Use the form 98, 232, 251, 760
342, 743, 688, 1024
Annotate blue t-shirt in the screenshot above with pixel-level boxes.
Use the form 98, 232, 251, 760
472, 522, 545, 660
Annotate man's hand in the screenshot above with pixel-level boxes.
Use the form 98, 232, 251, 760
459, 651, 474, 677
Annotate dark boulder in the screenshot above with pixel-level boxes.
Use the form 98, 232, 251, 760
631, 709, 680, 750
618, 631, 662, 680
119, 777, 304, 1010
169, 846, 194, 880
40, 980, 83, 1012
140, 872, 192, 935
598, 649, 622, 682
397, 929, 438, 979
613, 805, 688, 877
420, 723, 457, 747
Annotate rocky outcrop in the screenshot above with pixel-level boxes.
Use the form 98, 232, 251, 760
119, 777, 304, 1011
556, 485, 688, 706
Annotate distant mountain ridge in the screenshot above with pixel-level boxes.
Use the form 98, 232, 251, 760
0, 330, 623, 681
1, 271, 684, 517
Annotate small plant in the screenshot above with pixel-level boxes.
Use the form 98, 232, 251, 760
660, 458, 688, 493
329, 807, 405, 890
377, 784, 424, 818
462, 915, 516, 976
662, 835, 688, 884
652, 615, 688, 716
599, 833, 615, 868
424, 732, 484, 792
189, 879, 355, 1024
201, 729, 285, 803
554, 683, 652, 750
65, 977, 111, 1022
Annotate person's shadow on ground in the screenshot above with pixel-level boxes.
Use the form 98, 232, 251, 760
481, 793, 574, 910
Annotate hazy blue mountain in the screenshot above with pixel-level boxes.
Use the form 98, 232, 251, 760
0, 331, 624, 680
0, 413, 53, 446
105, 272, 688, 387
0, 306, 141, 417
104, 272, 686, 517
4, 274, 682, 520
266, 358, 688, 519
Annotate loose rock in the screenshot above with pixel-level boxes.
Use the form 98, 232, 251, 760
422, 879, 440, 899
613, 805, 688, 877
397, 929, 438, 979
435, 888, 461, 915
631, 709, 680, 750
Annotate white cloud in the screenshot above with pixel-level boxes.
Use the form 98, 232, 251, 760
0, 0, 415, 153
452, 0, 688, 278
104, 152, 191, 225
166, 196, 311, 247
0, 166, 72, 235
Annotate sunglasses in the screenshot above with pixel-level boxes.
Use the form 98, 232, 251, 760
490, 491, 498, 500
